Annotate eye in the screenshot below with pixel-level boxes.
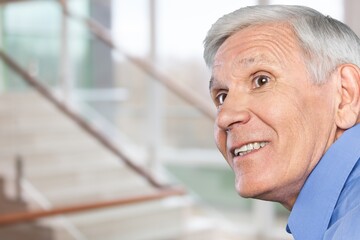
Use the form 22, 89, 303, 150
215, 92, 227, 106
253, 75, 270, 89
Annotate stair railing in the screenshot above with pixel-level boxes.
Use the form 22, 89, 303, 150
0, 0, 220, 226
0, 49, 187, 225
0, 50, 165, 189
0, 187, 185, 226
59, 0, 216, 121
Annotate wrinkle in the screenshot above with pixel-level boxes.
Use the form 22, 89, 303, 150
218, 27, 304, 81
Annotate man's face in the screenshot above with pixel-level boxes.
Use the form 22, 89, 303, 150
210, 24, 338, 207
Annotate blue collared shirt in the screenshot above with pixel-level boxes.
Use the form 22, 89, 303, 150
287, 124, 360, 240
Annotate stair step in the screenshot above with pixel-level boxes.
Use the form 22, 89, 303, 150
28, 166, 140, 187
0, 132, 95, 148
0, 122, 86, 137
0, 116, 81, 133
0, 91, 188, 240
0, 222, 57, 240
0, 137, 106, 157
25, 166, 152, 205
27, 159, 124, 177
44, 182, 156, 207
65, 197, 187, 240
0, 151, 122, 178
0, 91, 48, 102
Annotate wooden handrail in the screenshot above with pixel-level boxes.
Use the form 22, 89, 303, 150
59, 2, 216, 121
0, 0, 27, 4
0, 50, 165, 189
0, 187, 186, 226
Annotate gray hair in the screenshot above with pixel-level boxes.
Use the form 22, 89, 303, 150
203, 5, 360, 83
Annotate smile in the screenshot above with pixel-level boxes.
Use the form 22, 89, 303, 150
234, 142, 268, 157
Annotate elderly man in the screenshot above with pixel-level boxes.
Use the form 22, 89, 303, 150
203, 5, 360, 240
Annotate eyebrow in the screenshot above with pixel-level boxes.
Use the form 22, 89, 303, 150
209, 76, 215, 90
237, 56, 276, 67
209, 56, 277, 90
209, 75, 223, 91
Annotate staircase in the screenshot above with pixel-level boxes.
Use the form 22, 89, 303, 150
0, 90, 189, 240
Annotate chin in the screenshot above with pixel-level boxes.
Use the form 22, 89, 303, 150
235, 183, 260, 198
235, 179, 275, 200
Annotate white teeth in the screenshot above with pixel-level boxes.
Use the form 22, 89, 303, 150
234, 142, 268, 157
238, 145, 248, 152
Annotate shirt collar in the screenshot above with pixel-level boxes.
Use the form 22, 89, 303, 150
287, 124, 360, 240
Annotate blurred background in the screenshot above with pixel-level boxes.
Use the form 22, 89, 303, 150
0, 0, 358, 239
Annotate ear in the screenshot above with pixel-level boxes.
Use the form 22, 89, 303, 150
335, 64, 360, 130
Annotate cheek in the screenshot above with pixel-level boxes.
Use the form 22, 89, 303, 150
260, 90, 330, 177
258, 85, 310, 129
253, 90, 313, 159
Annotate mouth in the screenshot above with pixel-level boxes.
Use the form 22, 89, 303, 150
233, 141, 269, 157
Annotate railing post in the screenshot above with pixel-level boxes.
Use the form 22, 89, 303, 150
147, 0, 164, 177
15, 155, 24, 202
0, 7, 4, 92
59, 0, 73, 105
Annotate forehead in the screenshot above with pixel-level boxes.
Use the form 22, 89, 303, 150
212, 24, 302, 72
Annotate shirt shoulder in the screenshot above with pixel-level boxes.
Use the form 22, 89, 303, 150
325, 161, 360, 240
324, 203, 360, 240
287, 125, 360, 240
330, 160, 360, 225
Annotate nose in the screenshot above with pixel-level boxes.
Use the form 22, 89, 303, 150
215, 96, 251, 132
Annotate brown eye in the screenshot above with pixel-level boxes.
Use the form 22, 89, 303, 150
216, 92, 227, 106
253, 75, 270, 88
